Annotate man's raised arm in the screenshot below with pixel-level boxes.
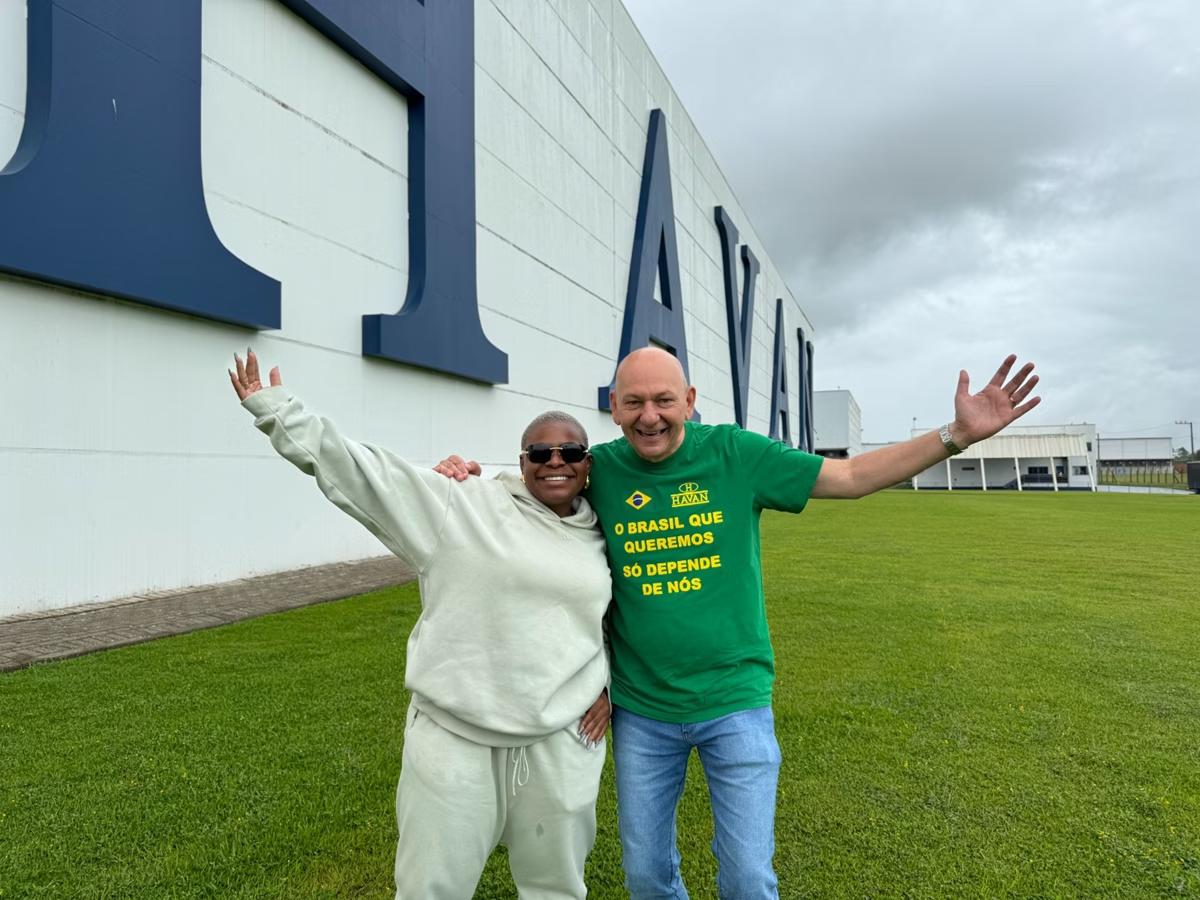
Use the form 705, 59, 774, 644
811, 354, 1041, 500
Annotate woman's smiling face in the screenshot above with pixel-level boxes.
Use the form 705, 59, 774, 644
519, 420, 591, 517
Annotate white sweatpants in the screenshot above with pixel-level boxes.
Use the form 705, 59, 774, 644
393, 704, 606, 900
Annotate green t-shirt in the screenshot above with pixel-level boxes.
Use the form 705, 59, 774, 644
588, 422, 824, 723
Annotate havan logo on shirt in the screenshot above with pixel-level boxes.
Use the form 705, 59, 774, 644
670, 482, 709, 508
625, 490, 652, 510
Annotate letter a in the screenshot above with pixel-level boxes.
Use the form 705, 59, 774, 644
769, 299, 791, 444
598, 109, 696, 416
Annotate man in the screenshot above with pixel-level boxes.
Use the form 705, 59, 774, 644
439, 347, 1040, 898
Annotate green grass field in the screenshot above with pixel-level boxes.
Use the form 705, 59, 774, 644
2, 492, 1197, 898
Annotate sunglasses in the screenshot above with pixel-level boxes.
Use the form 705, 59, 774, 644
521, 442, 589, 464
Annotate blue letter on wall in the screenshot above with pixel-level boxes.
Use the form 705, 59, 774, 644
598, 109, 695, 413
0, 1, 279, 327
0, 0, 505, 383
714, 207, 759, 429
796, 328, 815, 453
283, 1, 508, 383
769, 299, 791, 444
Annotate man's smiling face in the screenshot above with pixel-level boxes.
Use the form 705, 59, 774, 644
610, 347, 696, 463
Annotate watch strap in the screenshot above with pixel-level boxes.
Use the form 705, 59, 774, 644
939, 424, 965, 455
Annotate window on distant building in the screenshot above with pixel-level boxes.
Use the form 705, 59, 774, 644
1086, 441, 1093, 451
1073, 465, 1089, 476
1028, 466, 1049, 475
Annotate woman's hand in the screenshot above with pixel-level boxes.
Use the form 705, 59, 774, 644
229, 348, 281, 401
578, 688, 610, 747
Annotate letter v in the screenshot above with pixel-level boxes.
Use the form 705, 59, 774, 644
714, 207, 759, 428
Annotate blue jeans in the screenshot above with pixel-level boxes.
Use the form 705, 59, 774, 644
611, 705, 781, 899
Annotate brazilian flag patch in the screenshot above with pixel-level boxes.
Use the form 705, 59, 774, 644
625, 490, 651, 510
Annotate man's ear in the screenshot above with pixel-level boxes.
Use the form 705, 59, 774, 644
609, 391, 620, 424
684, 385, 697, 419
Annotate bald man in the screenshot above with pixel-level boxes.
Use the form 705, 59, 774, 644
440, 347, 1040, 899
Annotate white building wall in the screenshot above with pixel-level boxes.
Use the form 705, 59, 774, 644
1097, 437, 1174, 462
983, 458, 1020, 488
848, 399, 863, 457
0, 0, 817, 615
813, 389, 862, 457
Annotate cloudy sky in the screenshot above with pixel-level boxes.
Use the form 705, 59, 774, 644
623, 0, 1199, 447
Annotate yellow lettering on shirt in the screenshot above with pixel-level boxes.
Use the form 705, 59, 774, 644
615, 504, 729, 601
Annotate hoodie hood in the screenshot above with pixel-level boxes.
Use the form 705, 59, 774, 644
495, 470, 598, 531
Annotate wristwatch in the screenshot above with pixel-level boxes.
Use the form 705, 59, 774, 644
939, 424, 965, 456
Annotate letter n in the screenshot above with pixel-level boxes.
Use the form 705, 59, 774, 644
0, 1, 279, 327
796, 328, 815, 452
598, 109, 696, 416
769, 299, 791, 444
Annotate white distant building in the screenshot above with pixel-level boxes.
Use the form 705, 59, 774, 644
872, 424, 1098, 491
1097, 437, 1174, 474
813, 390, 862, 459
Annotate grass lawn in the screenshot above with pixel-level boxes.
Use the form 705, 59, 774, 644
2, 492, 1197, 898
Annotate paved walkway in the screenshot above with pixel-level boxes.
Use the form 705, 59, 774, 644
0, 557, 416, 672
1096, 484, 1195, 495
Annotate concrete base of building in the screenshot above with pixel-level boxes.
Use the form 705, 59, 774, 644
0, 556, 415, 672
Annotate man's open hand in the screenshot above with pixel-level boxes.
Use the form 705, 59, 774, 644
950, 354, 1040, 447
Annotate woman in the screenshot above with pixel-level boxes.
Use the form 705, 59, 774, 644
229, 350, 612, 900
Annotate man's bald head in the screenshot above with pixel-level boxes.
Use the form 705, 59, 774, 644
609, 346, 697, 462
613, 346, 689, 399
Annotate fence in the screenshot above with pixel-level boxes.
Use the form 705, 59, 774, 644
1097, 463, 1190, 489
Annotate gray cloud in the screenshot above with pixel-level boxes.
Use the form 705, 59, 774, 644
624, 0, 1200, 445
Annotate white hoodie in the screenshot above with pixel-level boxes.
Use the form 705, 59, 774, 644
243, 387, 612, 747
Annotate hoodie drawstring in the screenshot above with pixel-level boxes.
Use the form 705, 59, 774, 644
510, 745, 530, 797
